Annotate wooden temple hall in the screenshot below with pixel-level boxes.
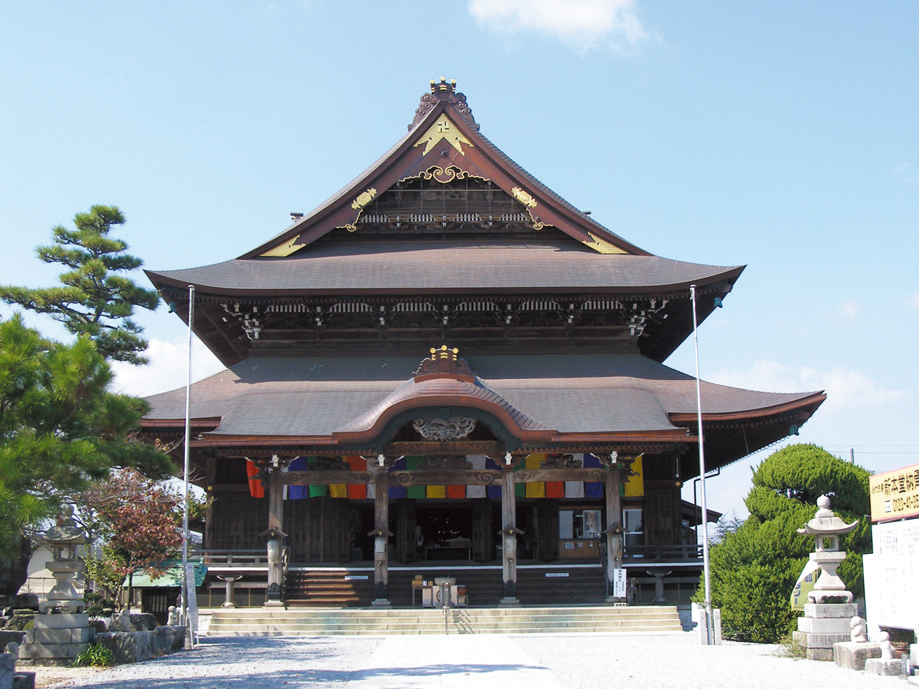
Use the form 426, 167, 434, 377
141, 79, 825, 609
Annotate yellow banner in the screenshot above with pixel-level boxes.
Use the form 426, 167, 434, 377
869, 463, 919, 522
624, 455, 644, 497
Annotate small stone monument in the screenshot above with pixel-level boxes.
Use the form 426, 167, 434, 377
864, 630, 908, 677
18, 508, 94, 666
833, 616, 882, 671
792, 495, 858, 661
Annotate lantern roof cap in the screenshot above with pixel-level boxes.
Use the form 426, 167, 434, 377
797, 495, 858, 537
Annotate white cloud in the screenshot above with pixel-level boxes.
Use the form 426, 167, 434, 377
110, 337, 225, 398
906, 292, 919, 311
821, 299, 859, 324
468, 0, 649, 53
709, 360, 905, 411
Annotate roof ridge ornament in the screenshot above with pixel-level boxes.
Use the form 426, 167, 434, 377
413, 344, 475, 379
410, 78, 480, 132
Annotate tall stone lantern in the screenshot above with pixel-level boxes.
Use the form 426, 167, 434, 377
34, 506, 89, 614
792, 494, 859, 660
797, 494, 858, 604
20, 506, 95, 666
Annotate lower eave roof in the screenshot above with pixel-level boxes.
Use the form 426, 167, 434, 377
145, 240, 743, 296
141, 353, 823, 464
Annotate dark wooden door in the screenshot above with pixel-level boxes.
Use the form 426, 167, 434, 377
537, 499, 559, 562
471, 499, 493, 562
394, 500, 417, 563
644, 485, 679, 545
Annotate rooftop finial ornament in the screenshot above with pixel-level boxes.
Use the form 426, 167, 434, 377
797, 494, 858, 603
431, 76, 456, 93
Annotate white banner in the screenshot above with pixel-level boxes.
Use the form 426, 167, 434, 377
612, 568, 627, 598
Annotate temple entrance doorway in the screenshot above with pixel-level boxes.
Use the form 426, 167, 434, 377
386, 499, 498, 563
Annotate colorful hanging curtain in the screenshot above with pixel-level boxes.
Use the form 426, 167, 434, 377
389, 457, 407, 499
584, 454, 603, 498
486, 456, 502, 499
466, 456, 488, 498
623, 454, 644, 497
346, 456, 367, 499
285, 457, 309, 500
406, 457, 425, 499
564, 453, 586, 498
246, 459, 265, 499
525, 455, 546, 498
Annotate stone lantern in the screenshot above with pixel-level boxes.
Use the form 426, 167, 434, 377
792, 494, 860, 661
34, 506, 89, 614
796, 494, 858, 604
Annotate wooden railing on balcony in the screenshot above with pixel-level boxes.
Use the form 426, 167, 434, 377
623, 544, 702, 562
193, 549, 268, 566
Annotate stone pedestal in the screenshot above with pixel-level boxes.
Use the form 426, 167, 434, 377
865, 658, 906, 677
18, 613, 94, 667
691, 603, 722, 644
792, 603, 857, 661
833, 642, 882, 670
1, 652, 13, 689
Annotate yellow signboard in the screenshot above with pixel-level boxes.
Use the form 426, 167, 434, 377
869, 463, 919, 522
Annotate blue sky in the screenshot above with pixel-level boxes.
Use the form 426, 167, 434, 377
2, 1, 917, 518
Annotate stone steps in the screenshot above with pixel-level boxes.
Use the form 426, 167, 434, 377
284, 564, 609, 608
208, 605, 684, 636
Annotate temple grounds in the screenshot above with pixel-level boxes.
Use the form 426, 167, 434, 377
31, 632, 906, 688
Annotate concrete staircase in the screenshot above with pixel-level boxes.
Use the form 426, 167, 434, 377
207, 605, 684, 636
284, 564, 609, 608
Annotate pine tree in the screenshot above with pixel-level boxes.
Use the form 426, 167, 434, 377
0, 205, 159, 365
696, 444, 871, 643
0, 315, 174, 563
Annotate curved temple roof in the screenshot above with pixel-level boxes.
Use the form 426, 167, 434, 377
141, 352, 825, 473
142, 80, 824, 471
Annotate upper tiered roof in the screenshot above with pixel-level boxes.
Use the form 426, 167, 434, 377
146, 79, 744, 366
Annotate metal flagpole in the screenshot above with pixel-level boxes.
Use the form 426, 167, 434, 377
690, 284, 715, 645
181, 285, 195, 649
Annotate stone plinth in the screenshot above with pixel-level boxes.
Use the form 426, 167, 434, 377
17, 614, 93, 667
94, 626, 185, 664
833, 642, 882, 670
792, 603, 857, 661
865, 658, 906, 677
1, 653, 13, 689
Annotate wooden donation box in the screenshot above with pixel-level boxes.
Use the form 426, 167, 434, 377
414, 577, 467, 607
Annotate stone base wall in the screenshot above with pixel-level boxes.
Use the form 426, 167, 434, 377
793, 603, 857, 661
18, 613, 92, 667
94, 626, 185, 665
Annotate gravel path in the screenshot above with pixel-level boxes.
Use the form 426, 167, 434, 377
35, 633, 905, 689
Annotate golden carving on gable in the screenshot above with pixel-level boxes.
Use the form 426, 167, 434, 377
414, 114, 474, 157
416, 165, 487, 185
351, 188, 377, 211
511, 187, 537, 209
260, 235, 303, 257
337, 188, 378, 233
583, 232, 628, 255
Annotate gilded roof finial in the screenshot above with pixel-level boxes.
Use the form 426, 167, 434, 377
411, 79, 479, 132
431, 76, 456, 93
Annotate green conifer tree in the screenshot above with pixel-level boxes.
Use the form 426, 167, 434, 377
0, 205, 159, 365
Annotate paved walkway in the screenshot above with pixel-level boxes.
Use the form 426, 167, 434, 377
34, 633, 907, 689
348, 635, 564, 689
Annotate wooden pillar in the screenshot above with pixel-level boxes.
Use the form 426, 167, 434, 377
265, 467, 286, 606
605, 468, 624, 603
204, 455, 216, 550
370, 460, 392, 606
500, 467, 520, 605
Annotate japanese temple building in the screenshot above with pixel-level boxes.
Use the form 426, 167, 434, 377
141, 79, 825, 608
